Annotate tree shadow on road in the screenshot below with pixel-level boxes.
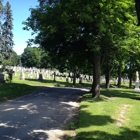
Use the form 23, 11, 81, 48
0, 86, 86, 140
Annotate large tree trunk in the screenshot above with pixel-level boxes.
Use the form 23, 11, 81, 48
117, 65, 122, 88
105, 70, 110, 89
105, 66, 114, 89
92, 51, 100, 98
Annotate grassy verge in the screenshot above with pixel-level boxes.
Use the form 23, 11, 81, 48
64, 88, 140, 140
0, 83, 38, 102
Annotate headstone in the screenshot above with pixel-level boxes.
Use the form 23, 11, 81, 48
134, 71, 140, 91
20, 70, 25, 80
68, 77, 71, 82
36, 72, 39, 79
14, 71, 17, 76
115, 78, 118, 85
79, 75, 83, 84
123, 78, 127, 84
76, 78, 78, 83
38, 73, 43, 80
28, 72, 33, 79
60, 75, 63, 80
52, 72, 56, 82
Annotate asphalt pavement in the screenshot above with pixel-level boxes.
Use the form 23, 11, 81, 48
0, 86, 89, 140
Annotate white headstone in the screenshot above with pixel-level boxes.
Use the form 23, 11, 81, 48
20, 70, 25, 80
134, 71, 140, 91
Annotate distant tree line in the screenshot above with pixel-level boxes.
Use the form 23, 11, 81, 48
21, 46, 52, 68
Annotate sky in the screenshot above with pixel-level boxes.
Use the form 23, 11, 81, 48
3, 0, 39, 55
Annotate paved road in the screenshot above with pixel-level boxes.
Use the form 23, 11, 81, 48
0, 86, 89, 140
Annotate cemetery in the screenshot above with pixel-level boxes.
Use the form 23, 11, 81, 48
1, 65, 140, 139
1, 0, 140, 139
0, 65, 93, 87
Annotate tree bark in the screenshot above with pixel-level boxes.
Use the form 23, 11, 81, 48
92, 51, 100, 98
105, 66, 114, 89
117, 65, 122, 88
105, 69, 110, 89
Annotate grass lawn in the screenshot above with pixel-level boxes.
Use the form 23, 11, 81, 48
0, 83, 38, 102
65, 88, 140, 140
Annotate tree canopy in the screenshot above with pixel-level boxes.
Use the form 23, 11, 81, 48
23, 0, 140, 98
21, 46, 51, 68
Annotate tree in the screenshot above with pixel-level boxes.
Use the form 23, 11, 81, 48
0, 0, 5, 63
23, 0, 138, 98
0, 1, 14, 64
3, 2, 14, 56
135, 0, 140, 25
21, 46, 50, 68
3, 49, 19, 66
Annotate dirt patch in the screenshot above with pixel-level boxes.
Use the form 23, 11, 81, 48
116, 104, 132, 127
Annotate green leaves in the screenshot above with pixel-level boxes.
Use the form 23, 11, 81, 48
21, 47, 50, 68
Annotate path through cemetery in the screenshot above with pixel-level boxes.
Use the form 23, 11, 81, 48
0, 86, 89, 140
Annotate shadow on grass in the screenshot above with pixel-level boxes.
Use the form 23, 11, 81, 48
62, 103, 140, 140
61, 89, 140, 140
110, 84, 135, 89
61, 112, 116, 140
63, 127, 140, 140
101, 88, 140, 101
25, 78, 92, 88
0, 83, 38, 102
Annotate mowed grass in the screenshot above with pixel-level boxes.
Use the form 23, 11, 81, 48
65, 88, 140, 140
0, 83, 38, 102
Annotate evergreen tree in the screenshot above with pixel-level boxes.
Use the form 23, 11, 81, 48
0, 1, 14, 64
2, 1, 14, 61
0, 0, 5, 63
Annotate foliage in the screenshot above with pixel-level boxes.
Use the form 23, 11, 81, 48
0, 1, 14, 64
3, 50, 19, 66
21, 46, 50, 68
23, 0, 139, 97
5, 68, 14, 83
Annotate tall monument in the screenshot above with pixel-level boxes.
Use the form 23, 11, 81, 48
134, 71, 140, 91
